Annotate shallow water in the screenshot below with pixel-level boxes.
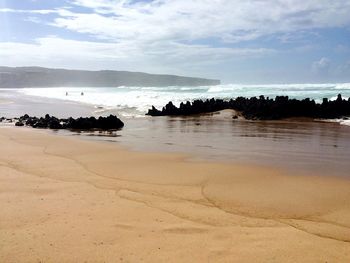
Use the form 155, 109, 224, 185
68, 114, 350, 177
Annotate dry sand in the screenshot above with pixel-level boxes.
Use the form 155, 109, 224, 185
0, 127, 350, 262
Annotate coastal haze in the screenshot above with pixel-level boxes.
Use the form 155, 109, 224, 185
0, 66, 220, 88
1, 0, 350, 262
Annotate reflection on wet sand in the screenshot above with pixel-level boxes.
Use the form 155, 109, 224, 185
61, 111, 350, 177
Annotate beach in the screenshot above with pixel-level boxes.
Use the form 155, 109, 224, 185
1, 88, 350, 262
1, 127, 350, 262
2, 0, 350, 261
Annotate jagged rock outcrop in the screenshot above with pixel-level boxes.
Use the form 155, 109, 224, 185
147, 94, 350, 120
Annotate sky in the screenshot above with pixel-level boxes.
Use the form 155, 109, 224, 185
0, 0, 350, 84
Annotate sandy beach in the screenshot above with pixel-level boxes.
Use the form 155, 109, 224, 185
1, 127, 350, 262
2, 0, 350, 261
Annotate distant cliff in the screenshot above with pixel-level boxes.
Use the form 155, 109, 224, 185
0, 67, 220, 88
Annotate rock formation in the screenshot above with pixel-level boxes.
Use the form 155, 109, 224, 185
147, 94, 350, 120
12, 114, 124, 130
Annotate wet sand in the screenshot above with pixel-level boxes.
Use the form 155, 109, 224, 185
63, 110, 350, 177
1, 127, 350, 262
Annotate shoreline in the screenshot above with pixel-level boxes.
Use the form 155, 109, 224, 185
3, 111, 350, 178
6, 84, 350, 121
1, 127, 350, 262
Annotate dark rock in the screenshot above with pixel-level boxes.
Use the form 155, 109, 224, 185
337, 94, 342, 102
14, 114, 124, 130
97, 115, 124, 130
146, 95, 350, 120
15, 121, 24, 126
48, 118, 62, 129
147, 106, 162, 116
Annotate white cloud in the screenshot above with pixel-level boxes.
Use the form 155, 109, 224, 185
312, 57, 331, 73
0, 8, 58, 15
3, 1, 350, 44
1, 0, 350, 81
24, 16, 42, 24
53, 0, 350, 43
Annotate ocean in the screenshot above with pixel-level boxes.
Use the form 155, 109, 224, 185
17, 83, 350, 119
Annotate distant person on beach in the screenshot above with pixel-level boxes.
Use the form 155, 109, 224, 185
81, 92, 84, 96
65, 92, 68, 96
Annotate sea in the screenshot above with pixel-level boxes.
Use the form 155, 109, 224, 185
15, 82, 350, 121
1, 83, 350, 177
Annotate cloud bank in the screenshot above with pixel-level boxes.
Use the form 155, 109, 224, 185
1, 0, 350, 82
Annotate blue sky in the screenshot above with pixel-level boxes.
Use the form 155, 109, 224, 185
0, 0, 350, 83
